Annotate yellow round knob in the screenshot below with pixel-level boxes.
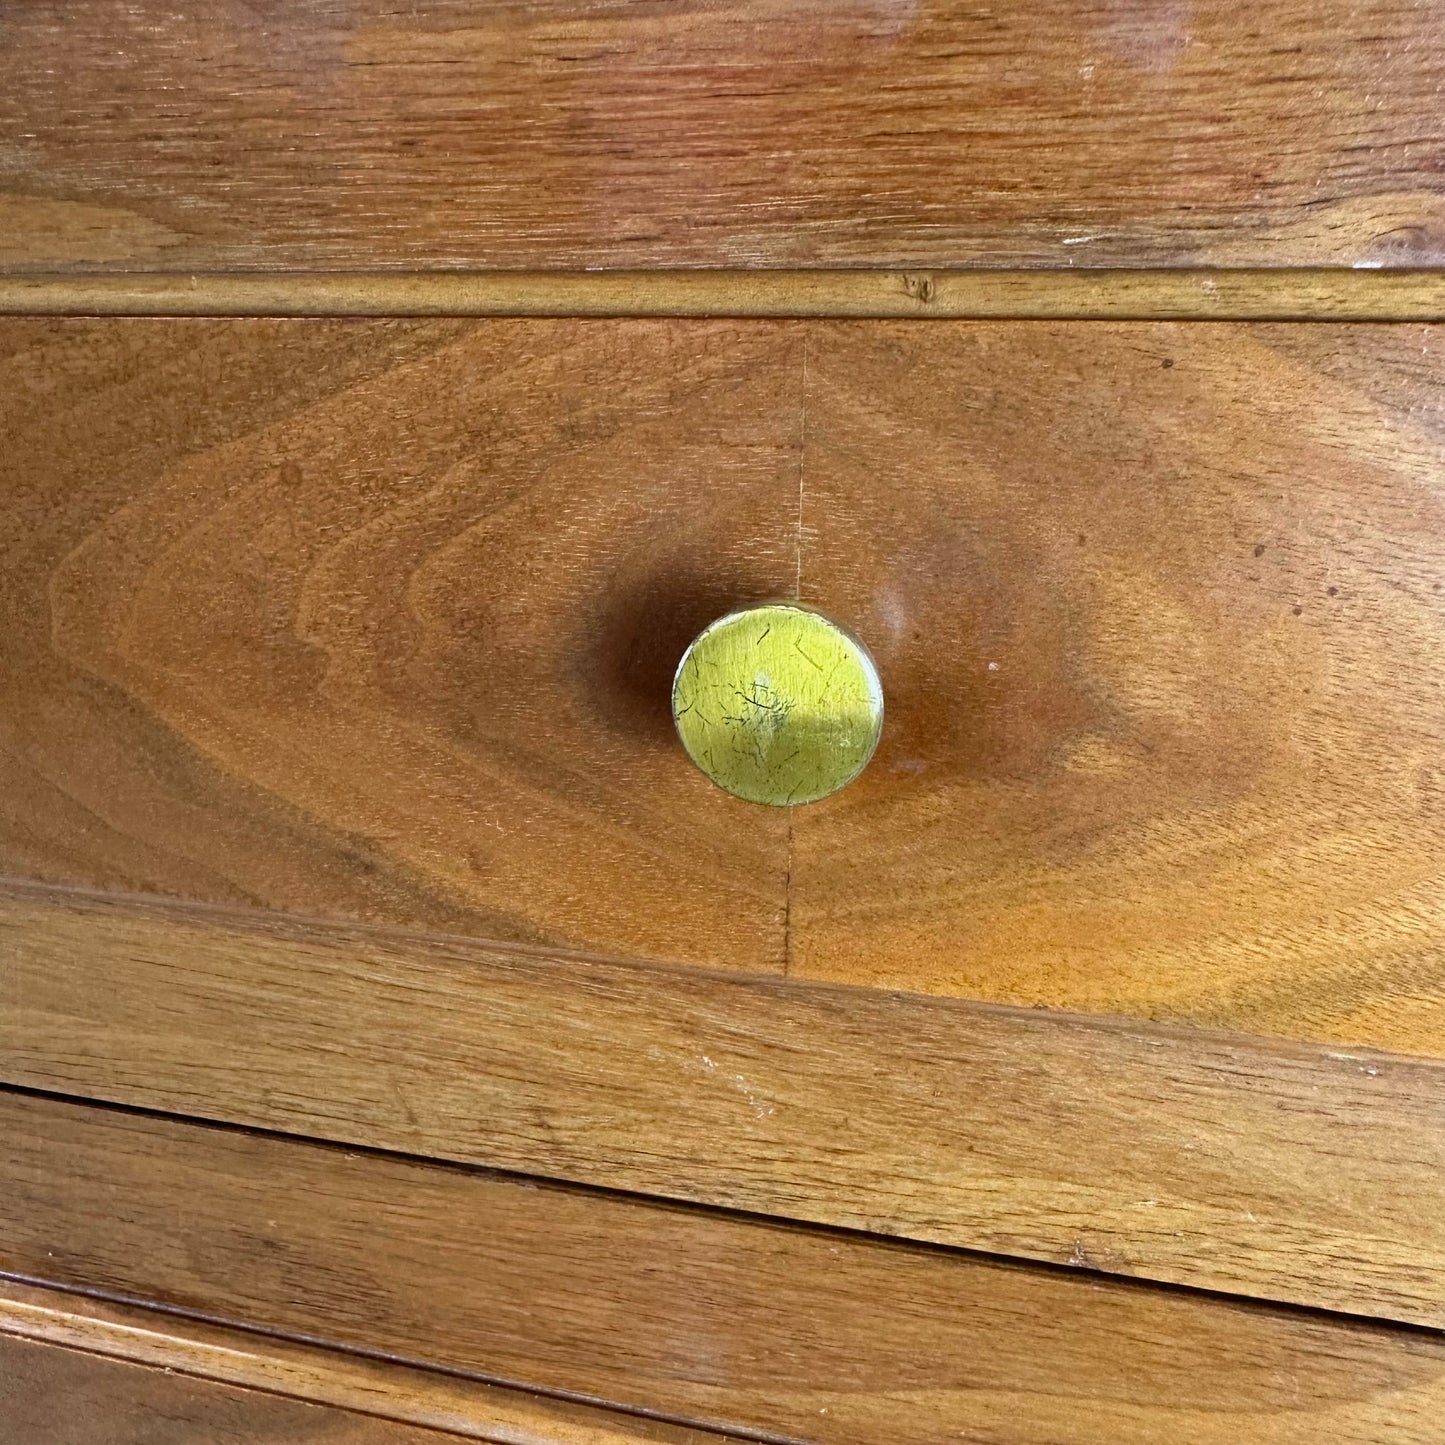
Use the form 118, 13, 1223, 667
671, 603, 883, 806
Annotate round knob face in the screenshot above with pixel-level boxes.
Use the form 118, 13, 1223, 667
672, 603, 883, 806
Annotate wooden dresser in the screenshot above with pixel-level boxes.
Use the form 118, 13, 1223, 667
6, 4, 1445, 1441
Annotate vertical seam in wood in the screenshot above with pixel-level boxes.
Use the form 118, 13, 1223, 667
784, 331, 808, 977
782, 832, 793, 978
796, 330, 807, 606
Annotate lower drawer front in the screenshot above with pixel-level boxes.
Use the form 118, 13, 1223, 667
5, 1091, 1445, 1445
5, 318, 1445, 1053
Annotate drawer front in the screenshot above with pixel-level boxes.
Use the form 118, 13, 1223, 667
5, 318, 1445, 1055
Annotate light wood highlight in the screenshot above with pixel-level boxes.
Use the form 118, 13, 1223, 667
8, 270, 1445, 321
6, 3, 1445, 271
0, 1280, 740, 1445
7, 1089, 1445, 1445
5, 882, 1445, 1327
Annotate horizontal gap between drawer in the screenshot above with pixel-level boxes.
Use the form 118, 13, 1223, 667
5, 268, 1445, 319
12, 1076, 1421, 1336
7, 1085, 1445, 1445
6, 877, 1445, 1329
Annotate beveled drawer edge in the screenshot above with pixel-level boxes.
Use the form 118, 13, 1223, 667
4, 269, 1445, 320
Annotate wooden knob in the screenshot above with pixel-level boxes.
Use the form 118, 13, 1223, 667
671, 603, 883, 806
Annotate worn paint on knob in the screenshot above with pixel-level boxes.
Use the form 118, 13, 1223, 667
672, 603, 883, 806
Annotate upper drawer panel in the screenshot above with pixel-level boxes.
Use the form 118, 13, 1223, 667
8, 317, 1445, 1056
5, 1, 1445, 272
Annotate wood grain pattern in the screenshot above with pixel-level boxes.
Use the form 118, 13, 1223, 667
0, 1281, 742, 1445
9, 318, 1445, 1051
13, 269, 1445, 320
8, 1088, 1445, 1445
6, 2, 1445, 271
6, 883, 1445, 1326
0, 317, 794, 973
792, 321, 1445, 1051
0, 1336, 469, 1445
